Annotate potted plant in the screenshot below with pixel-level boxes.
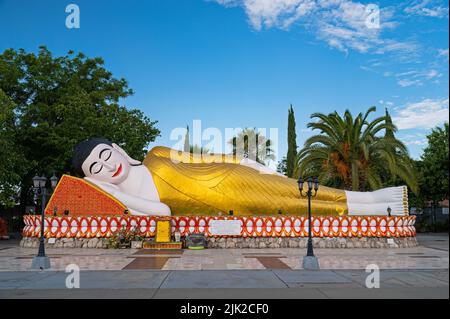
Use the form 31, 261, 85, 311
105, 233, 119, 249
105, 226, 144, 249
129, 227, 144, 249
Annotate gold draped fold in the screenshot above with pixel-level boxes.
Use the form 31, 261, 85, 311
143, 146, 348, 216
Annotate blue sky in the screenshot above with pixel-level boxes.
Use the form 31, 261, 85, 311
0, 0, 448, 165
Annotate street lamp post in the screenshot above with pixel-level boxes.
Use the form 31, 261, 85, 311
298, 177, 320, 270
31, 173, 59, 270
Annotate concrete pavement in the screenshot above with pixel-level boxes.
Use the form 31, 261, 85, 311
1, 235, 448, 271
0, 269, 448, 299
0, 233, 448, 299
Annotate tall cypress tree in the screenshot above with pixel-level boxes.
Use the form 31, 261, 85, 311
184, 125, 190, 152
286, 105, 298, 177
384, 108, 395, 139
383, 107, 400, 186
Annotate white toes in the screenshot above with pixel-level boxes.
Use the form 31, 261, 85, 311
346, 186, 408, 216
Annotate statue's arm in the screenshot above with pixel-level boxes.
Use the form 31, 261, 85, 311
112, 191, 171, 216
239, 158, 286, 177
85, 177, 171, 216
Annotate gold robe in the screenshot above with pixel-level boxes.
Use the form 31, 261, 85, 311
143, 147, 348, 216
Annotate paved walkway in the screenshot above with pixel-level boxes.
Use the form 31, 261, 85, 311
0, 234, 448, 271
0, 234, 448, 299
0, 269, 448, 299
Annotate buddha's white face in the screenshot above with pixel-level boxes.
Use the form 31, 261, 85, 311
81, 143, 132, 184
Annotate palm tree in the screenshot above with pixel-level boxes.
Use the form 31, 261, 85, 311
228, 128, 275, 165
295, 107, 418, 193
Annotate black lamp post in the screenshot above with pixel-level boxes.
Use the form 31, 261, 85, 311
298, 177, 320, 270
31, 173, 58, 270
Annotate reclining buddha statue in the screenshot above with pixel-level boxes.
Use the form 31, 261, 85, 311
72, 138, 409, 217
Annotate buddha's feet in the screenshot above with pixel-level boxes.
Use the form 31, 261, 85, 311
345, 186, 408, 216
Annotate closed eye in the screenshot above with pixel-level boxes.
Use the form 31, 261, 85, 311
99, 148, 112, 161
103, 150, 112, 162
89, 162, 103, 175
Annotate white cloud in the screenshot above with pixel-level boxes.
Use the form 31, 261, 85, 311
392, 68, 443, 87
241, 0, 316, 30
399, 133, 428, 146
379, 99, 394, 106
398, 79, 423, 87
360, 49, 447, 88
393, 98, 449, 129
373, 40, 419, 55
438, 48, 449, 61
404, 0, 449, 18
404, 139, 428, 146
425, 69, 440, 79
212, 0, 418, 55
213, 0, 240, 6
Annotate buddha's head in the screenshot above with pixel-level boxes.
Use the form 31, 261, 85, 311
72, 138, 141, 184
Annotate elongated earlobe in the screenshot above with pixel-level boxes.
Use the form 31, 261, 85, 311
112, 143, 142, 165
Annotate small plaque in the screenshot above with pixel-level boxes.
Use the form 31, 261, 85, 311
155, 220, 171, 243
48, 238, 56, 244
209, 220, 242, 236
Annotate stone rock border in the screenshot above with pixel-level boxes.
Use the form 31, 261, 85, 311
20, 237, 108, 249
207, 236, 419, 248
20, 236, 418, 249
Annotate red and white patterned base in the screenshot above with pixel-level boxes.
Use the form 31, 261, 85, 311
22, 215, 416, 238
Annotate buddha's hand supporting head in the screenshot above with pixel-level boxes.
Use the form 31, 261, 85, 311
72, 138, 141, 184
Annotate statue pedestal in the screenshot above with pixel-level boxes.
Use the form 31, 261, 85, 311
23, 215, 417, 239
31, 256, 51, 270
302, 256, 320, 270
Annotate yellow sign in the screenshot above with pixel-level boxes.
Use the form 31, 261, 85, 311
155, 220, 171, 243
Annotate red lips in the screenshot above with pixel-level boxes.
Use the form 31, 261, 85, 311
112, 163, 122, 177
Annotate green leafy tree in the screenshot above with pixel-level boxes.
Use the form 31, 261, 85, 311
0, 90, 27, 207
286, 105, 298, 178
376, 108, 409, 187
408, 159, 427, 210
296, 107, 418, 192
418, 123, 449, 203
228, 128, 275, 165
0, 47, 160, 210
384, 108, 395, 139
